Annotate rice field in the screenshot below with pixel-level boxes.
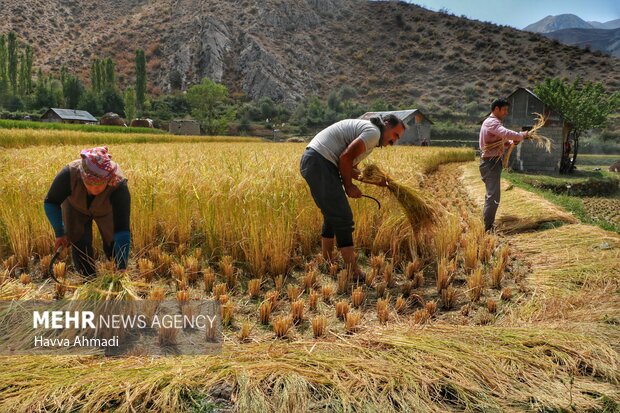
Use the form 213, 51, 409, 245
0, 132, 619, 412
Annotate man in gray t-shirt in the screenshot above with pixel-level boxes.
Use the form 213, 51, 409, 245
300, 114, 406, 279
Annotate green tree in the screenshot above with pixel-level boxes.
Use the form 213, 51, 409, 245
64, 75, 84, 109
104, 58, 115, 89
186, 77, 236, 135
123, 87, 136, 122
78, 90, 102, 116
18, 46, 33, 96
535, 77, 620, 173
90, 60, 100, 92
135, 49, 147, 115
7, 31, 18, 94
100, 86, 124, 115
0, 34, 7, 94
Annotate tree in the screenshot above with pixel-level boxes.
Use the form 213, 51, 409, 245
186, 77, 236, 135
7, 32, 18, 94
18, 47, 34, 96
0, 35, 8, 98
535, 77, 620, 173
64, 76, 84, 109
78, 90, 102, 116
169, 69, 182, 91
123, 87, 136, 122
104, 58, 115, 89
100, 86, 124, 115
135, 49, 147, 115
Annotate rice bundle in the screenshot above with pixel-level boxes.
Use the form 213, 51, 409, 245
361, 164, 437, 230
496, 113, 552, 169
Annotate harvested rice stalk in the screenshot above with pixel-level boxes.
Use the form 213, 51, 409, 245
361, 164, 437, 230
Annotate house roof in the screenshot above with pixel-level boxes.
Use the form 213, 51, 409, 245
45, 108, 97, 122
359, 109, 433, 125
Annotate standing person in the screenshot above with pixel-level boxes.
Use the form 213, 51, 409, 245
479, 99, 528, 232
300, 114, 406, 278
44, 147, 131, 278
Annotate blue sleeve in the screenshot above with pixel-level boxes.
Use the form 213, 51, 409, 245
44, 202, 65, 237
113, 230, 130, 270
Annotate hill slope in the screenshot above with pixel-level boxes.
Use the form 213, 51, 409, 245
1, 1, 618, 110
524, 14, 594, 33
545, 27, 620, 58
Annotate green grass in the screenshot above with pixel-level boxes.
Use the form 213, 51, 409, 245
0, 119, 166, 134
577, 154, 618, 167
503, 171, 620, 233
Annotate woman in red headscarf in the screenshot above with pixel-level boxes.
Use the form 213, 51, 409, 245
43, 147, 131, 278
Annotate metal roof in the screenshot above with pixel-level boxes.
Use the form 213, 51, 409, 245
359, 109, 433, 125
46, 108, 98, 122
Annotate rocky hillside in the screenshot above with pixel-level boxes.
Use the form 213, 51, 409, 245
1, 0, 619, 110
544, 27, 620, 58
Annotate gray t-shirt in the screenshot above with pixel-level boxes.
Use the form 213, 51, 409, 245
307, 119, 381, 167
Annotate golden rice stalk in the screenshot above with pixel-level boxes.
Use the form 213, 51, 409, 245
19, 273, 31, 285
149, 287, 166, 301
370, 254, 385, 274
272, 315, 293, 339
329, 263, 339, 277
311, 315, 326, 338
321, 284, 334, 303
375, 281, 387, 298
290, 299, 305, 324
265, 290, 279, 309
259, 301, 272, 325
365, 269, 376, 287
441, 286, 457, 310
53, 262, 66, 280
405, 258, 422, 279
425, 300, 437, 316
400, 280, 412, 297
222, 302, 235, 327
138, 258, 155, 283
412, 271, 425, 289
361, 164, 438, 230
436, 258, 449, 292
171, 263, 186, 285
193, 247, 202, 261
351, 286, 365, 308
500, 287, 513, 301
308, 291, 319, 311
302, 269, 318, 292
176, 289, 189, 305
213, 283, 227, 300
183, 256, 200, 283
413, 308, 430, 325
337, 270, 349, 295
287, 284, 301, 302
54, 282, 66, 300
274, 274, 284, 292
491, 259, 504, 290
479, 235, 497, 264
467, 267, 485, 302
238, 321, 252, 342
487, 299, 497, 314
526, 113, 552, 152
39, 255, 52, 274
383, 263, 394, 287
395, 295, 407, 314
158, 327, 178, 347
335, 300, 350, 320
461, 303, 471, 317
203, 268, 216, 294
248, 278, 261, 299
220, 255, 235, 288
345, 312, 362, 333
219, 294, 230, 304
463, 241, 479, 272
377, 299, 389, 324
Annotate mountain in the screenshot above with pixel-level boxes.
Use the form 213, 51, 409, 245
544, 27, 620, 58
524, 14, 594, 33
588, 18, 620, 30
1, 1, 618, 111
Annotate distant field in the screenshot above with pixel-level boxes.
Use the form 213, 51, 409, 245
0, 128, 262, 148
0, 119, 166, 134
577, 154, 619, 166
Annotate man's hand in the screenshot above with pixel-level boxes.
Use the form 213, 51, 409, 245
352, 167, 361, 180
375, 178, 388, 187
54, 236, 69, 250
345, 183, 362, 198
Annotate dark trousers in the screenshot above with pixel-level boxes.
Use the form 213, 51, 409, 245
300, 148, 354, 248
479, 157, 502, 232
72, 220, 113, 278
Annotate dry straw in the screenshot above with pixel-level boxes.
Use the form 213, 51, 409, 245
361, 164, 437, 230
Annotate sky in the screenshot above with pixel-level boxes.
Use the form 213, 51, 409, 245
406, 0, 620, 29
